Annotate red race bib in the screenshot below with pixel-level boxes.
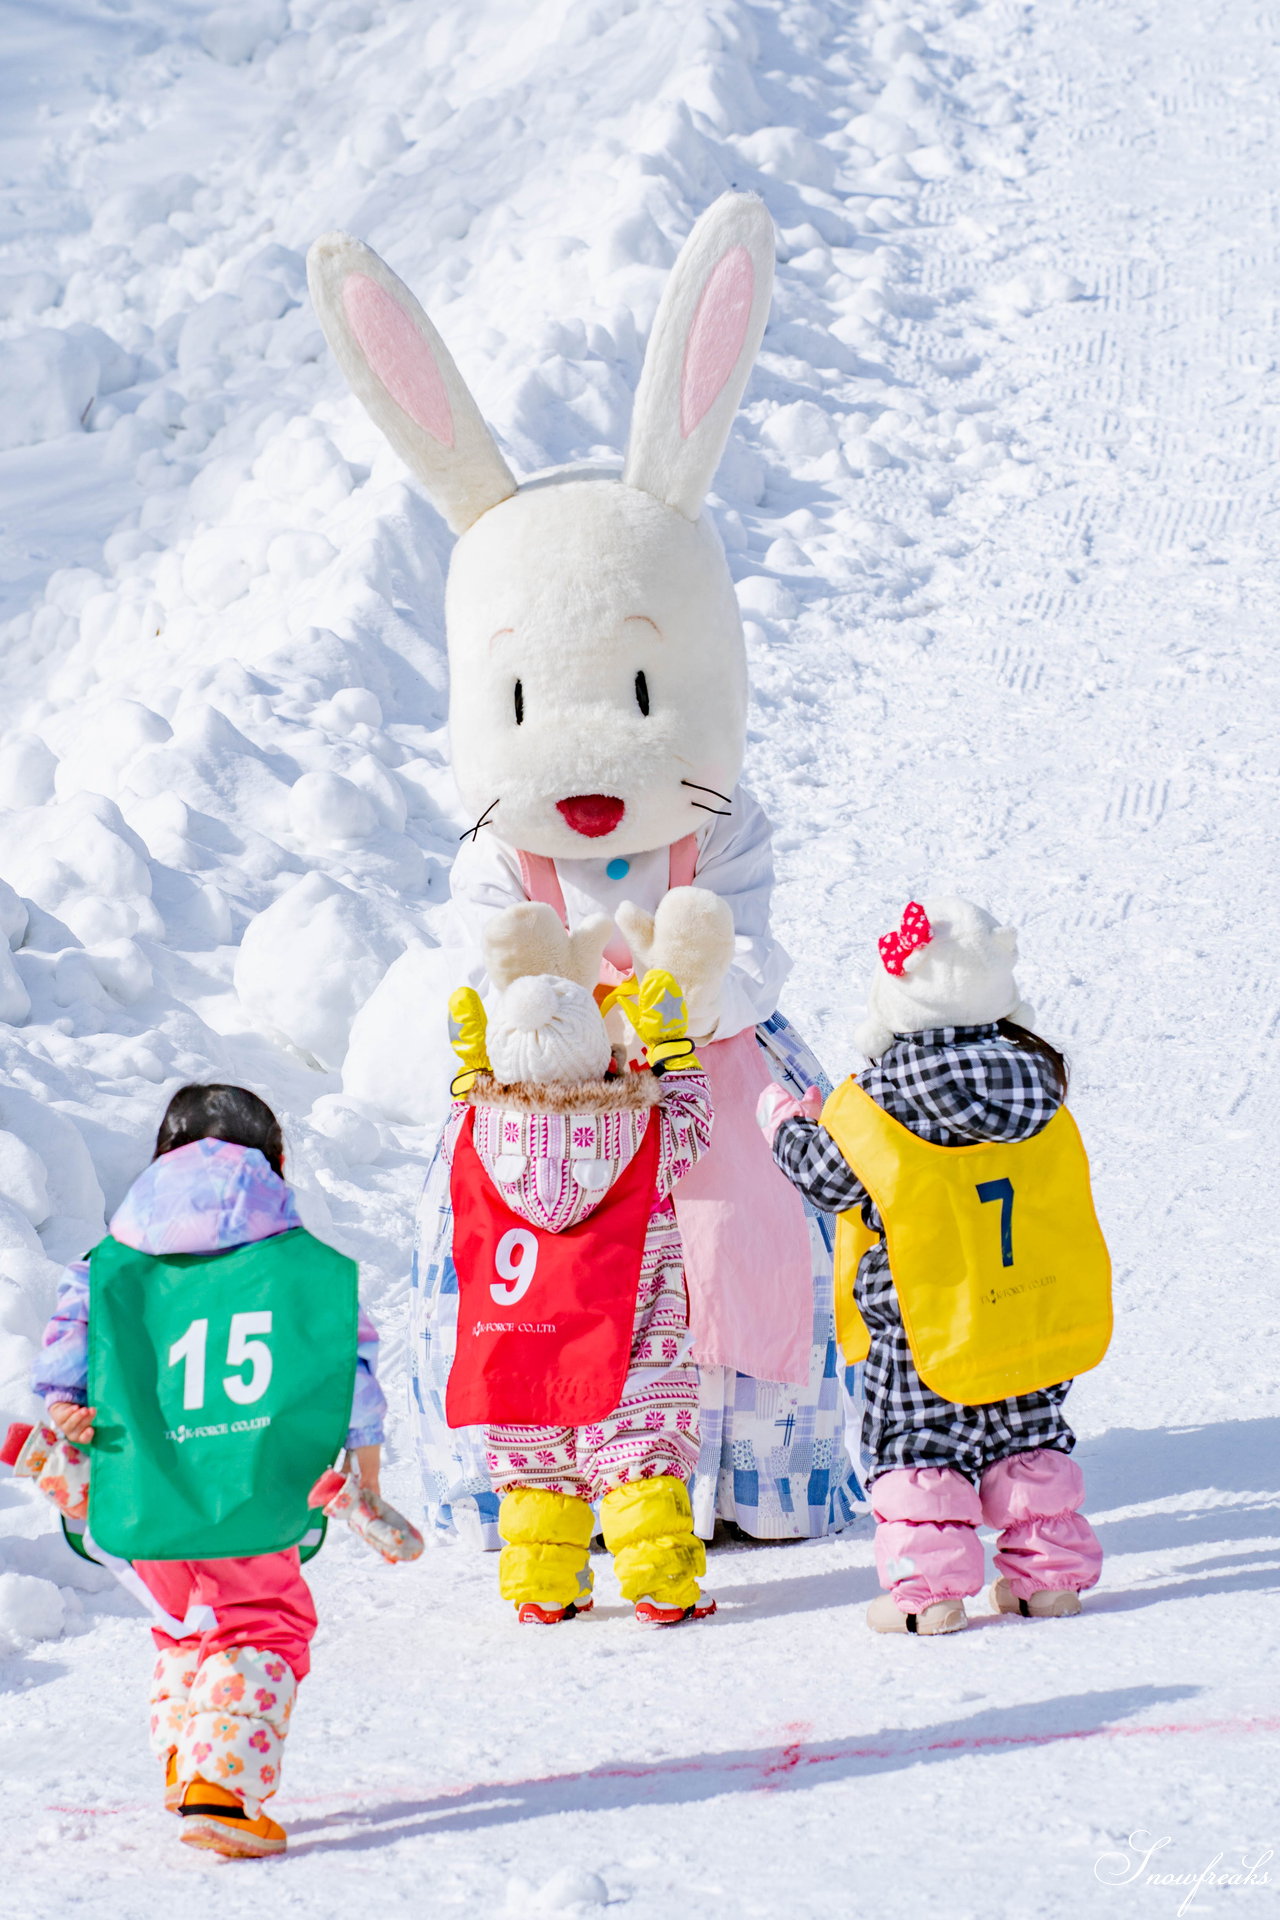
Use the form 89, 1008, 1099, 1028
446, 1107, 662, 1428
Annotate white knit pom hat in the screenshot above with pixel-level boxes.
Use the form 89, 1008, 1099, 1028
854, 895, 1036, 1059
487, 973, 612, 1086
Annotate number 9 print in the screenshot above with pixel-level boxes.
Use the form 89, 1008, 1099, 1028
490, 1229, 539, 1306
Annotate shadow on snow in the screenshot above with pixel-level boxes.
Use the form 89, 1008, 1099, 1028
285, 1684, 1200, 1855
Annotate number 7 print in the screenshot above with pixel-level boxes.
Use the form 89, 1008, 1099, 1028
976, 1177, 1015, 1267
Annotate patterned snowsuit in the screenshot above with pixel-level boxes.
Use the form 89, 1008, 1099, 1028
442, 1069, 713, 1501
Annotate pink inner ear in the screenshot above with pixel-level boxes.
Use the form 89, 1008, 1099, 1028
343, 272, 455, 449
680, 245, 756, 440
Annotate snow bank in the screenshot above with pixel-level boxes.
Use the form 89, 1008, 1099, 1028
0, 324, 135, 451
0, 1570, 64, 1647
343, 943, 476, 1128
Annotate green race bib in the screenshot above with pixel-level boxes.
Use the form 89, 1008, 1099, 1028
87, 1229, 358, 1561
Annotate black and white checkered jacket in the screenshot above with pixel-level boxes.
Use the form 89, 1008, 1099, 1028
774, 1025, 1070, 1474
773, 1024, 1061, 1231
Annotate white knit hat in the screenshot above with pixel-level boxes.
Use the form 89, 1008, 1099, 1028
487, 973, 612, 1086
854, 895, 1036, 1059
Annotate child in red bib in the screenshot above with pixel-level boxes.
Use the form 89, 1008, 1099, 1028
443, 961, 715, 1627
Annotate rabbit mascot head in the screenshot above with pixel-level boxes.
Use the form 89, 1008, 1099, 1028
307, 195, 773, 860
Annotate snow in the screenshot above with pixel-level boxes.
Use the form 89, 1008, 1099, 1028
0, 0, 1277, 1913
0, 1569, 64, 1646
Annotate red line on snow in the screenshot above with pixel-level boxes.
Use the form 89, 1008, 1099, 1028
44, 1714, 1280, 1820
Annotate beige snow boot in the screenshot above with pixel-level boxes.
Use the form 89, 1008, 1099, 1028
866, 1593, 968, 1635
990, 1578, 1082, 1618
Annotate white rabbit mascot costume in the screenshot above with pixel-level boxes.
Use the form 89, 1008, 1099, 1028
308, 195, 861, 1543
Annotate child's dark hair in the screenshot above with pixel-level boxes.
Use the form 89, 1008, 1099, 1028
154, 1084, 285, 1176
997, 1021, 1069, 1101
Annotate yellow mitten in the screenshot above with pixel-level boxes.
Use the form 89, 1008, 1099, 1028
600, 969, 702, 1075
447, 987, 490, 1096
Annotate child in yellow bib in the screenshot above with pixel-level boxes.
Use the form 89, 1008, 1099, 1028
759, 898, 1108, 1637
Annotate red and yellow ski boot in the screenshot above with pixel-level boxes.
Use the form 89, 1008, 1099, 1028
601, 1476, 716, 1628
498, 1487, 595, 1624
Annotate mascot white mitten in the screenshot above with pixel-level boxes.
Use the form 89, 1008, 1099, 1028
616, 888, 735, 1040
482, 902, 612, 996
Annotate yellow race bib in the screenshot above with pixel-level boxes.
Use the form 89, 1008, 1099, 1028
822, 1080, 1111, 1403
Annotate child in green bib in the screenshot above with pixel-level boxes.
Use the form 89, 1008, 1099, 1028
34, 1084, 399, 1859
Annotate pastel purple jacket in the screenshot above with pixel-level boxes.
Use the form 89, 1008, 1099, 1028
33, 1138, 386, 1448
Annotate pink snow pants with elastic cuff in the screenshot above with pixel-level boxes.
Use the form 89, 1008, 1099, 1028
979, 1449, 1102, 1600
135, 1550, 318, 1682
872, 1466, 985, 1613
873, 1450, 1103, 1612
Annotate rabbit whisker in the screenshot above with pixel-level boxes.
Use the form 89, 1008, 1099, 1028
681, 779, 733, 805
688, 801, 732, 817
459, 799, 499, 844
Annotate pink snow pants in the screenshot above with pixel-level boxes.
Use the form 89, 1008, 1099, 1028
135, 1550, 318, 1682
872, 1449, 1103, 1613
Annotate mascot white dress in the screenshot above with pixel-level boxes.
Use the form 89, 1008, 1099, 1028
308, 195, 862, 1542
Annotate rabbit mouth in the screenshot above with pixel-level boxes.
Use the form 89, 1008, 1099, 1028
556, 795, 625, 838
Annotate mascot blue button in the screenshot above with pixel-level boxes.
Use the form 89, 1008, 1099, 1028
606, 858, 630, 880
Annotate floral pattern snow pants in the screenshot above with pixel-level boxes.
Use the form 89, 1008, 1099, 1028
140, 1549, 314, 1814
485, 1210, 700, 1500
150, 1645, 297, 1814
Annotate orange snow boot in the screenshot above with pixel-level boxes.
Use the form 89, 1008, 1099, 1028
163, 1752, 181, 1814
178, 1776, 287, 1859
516, 1596, 595, 1625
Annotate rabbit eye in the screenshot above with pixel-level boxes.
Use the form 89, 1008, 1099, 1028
634, 671, 650, 717
513, 679, 524, 725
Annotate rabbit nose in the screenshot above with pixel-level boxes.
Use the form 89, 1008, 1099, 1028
557, 795, 625, 838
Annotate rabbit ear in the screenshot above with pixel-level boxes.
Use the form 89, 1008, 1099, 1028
623, 193, 774, 521
307, 233, 517, 534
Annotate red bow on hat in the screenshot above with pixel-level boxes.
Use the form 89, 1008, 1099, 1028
878, 902, 932, 977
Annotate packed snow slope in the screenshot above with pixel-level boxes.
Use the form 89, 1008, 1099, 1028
0, 0, 1276, 1913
